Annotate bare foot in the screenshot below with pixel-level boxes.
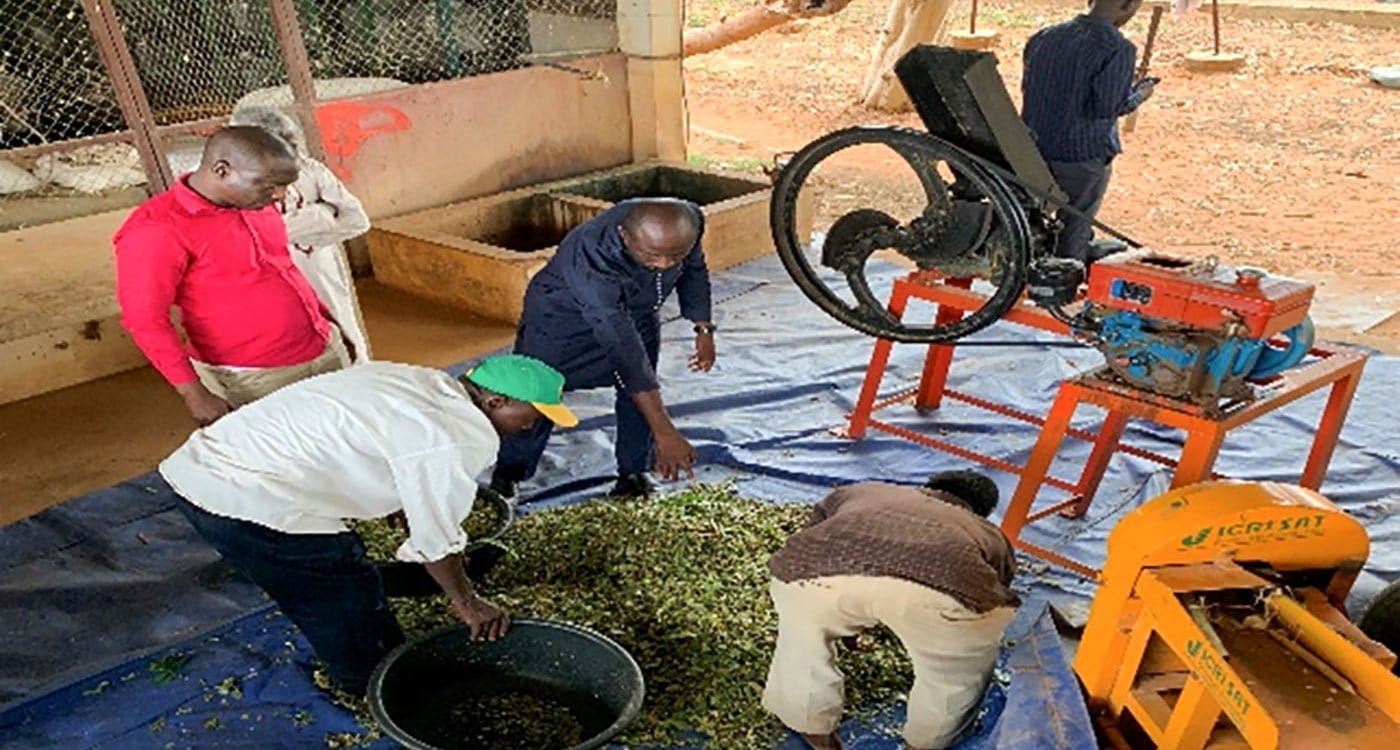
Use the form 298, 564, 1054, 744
800, 732, 843, 750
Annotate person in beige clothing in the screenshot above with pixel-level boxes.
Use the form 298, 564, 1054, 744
763, 471, 1019, 750
229, 105, 373, 362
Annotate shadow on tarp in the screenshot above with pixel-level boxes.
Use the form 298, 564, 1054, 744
2, 254, 1395, 747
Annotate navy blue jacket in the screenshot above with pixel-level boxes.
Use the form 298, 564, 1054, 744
1022, 14, 1147, 162
520, 199, 712, 394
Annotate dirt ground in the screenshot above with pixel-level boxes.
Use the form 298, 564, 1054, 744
682, 0, 1400, 345
0, 281, 515, 525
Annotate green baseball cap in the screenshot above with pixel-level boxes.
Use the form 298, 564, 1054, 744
465, 355, 578, 427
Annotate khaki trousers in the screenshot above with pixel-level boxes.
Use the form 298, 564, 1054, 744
291, 243, 372, 362
192, 331, 349, 407
762, 575, 1014, 749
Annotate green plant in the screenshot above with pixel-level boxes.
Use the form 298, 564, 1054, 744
353, 484, 912, 747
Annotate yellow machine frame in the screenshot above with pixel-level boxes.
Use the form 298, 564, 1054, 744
1074, 480, 1400, 749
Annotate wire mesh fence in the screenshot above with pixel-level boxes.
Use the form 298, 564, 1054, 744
114, 0, 289, 126
0, 0, 621, 220
0, 0, 126, 150
0, 0, 143, 203
292, 0, 619, 92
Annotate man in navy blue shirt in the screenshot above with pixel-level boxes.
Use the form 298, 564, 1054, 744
491, 198, 715, 499
1022, 0, 1155, 263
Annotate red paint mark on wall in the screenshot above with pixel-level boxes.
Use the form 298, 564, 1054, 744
314, 102, 412, 181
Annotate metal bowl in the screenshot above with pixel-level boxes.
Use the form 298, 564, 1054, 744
469, 486, 515, 544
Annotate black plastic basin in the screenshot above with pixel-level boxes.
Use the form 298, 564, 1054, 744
367, 618, 644, 750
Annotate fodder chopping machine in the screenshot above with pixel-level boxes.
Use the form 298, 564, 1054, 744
769, 45, 1367, 576
1076, 481, 1400, 748
768, 44, 1316, 409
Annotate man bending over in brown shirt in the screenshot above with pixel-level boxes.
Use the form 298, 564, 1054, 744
762, 471, 1020, 750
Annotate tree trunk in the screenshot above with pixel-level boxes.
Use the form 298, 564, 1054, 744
684, 4, 790, 57
860, 0, 956, 111
683, 0, 855, 57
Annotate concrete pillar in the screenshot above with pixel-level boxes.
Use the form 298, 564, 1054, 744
617, 0, 688, 162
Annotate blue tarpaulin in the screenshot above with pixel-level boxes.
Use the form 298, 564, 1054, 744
0, 594, 1081, 750
4, 254, 1397, 748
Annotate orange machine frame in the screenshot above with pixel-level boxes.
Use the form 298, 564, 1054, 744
1085, 254, 1313, 339
1075, 481, 1400, 749
845, 272, 1367, 577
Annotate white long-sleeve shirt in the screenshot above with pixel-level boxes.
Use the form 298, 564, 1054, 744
280, 156, 374, 362
160, 363, 498, 563
282, 157, 371, 250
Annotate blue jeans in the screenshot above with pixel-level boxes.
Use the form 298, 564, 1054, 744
1047, 157, 1113, 263
495, 315, 661, 484
174, 498, 404, 694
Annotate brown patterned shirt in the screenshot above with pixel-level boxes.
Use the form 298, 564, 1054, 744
768, 482, 1019, 613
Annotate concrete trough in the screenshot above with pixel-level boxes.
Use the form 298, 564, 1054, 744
369, 161, 810, 322
369, 191, 608, 323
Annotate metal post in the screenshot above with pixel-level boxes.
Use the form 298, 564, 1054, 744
846, 282, 912, 439
1300, 363, 1363, 489
267, 0, 329, 162
970, 0, 979, 35
1211, 0, 1222, 55
433, 0, 464, 78
915, 277, 972, 409
79, 0, 175, 193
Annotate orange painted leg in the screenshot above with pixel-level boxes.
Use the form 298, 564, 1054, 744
1062, 410, 1130, 519
1160, 678, 1224, 750
847, 282, 912, 439
1002, 384, 1081, 540
1172, 422, 1226, 488
915, 278, 973, 410
1300, 365, 1362, 489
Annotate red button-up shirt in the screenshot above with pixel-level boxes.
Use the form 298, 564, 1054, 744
114, 178, 331, 385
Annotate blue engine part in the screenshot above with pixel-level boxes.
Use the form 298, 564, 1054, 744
1089, 311, 1314, 405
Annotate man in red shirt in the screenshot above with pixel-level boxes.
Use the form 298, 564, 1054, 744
115, 126, 350, 426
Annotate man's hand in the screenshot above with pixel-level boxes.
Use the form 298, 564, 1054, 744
690, 332, 716, 372
653, 428, 697, 481
840, 632, 875, 652
1134, 78, 1157, 103
174, 381, 232, 427
451, 595, 510, 641
424, 553, 507, 638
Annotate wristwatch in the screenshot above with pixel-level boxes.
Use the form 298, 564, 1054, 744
693, 322, 717, 335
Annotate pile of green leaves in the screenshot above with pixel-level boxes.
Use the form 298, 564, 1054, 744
417, 691, 584, 750
463, 490, 509, 540
355, 484, 913, 747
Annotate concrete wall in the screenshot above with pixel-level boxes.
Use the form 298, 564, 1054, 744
0, 54, 640, 406
0, 1, 688, 406
319, 53, 634, 219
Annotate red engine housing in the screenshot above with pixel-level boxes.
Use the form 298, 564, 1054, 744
1085, 253, 1314, 339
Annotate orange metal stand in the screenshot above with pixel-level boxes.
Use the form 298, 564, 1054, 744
847, 272, 1368, 578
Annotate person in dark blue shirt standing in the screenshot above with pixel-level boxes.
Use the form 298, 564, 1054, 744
491, 198, 715, 500
1022, 0, 1156, 263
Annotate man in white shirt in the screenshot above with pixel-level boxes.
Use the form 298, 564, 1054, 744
160, 355, 578, 694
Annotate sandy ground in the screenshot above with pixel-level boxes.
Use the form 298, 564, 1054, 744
0, 280, 515, 525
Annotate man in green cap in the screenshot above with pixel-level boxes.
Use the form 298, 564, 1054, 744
159, 355, 578, 694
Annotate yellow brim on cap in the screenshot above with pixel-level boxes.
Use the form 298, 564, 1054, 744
534, 401, 579, 428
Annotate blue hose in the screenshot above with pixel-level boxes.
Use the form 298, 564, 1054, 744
1248, 317, 1315, 379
